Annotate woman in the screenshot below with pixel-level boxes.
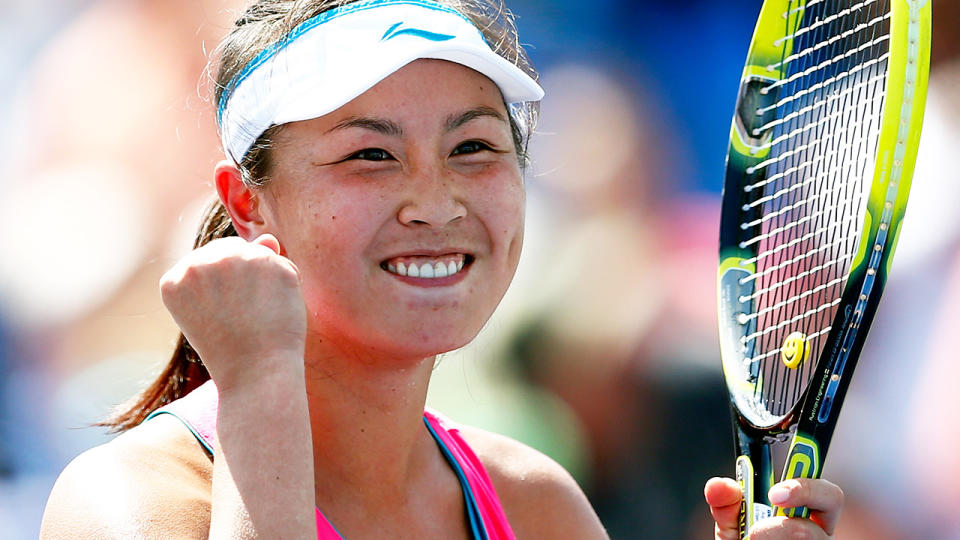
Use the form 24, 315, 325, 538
39, 0, 843, 538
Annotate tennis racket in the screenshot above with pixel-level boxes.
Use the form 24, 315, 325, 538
716, 0, 930, 536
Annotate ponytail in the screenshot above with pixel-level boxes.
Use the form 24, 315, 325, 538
98, 199, 236, 432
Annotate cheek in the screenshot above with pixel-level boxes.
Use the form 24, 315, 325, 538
489, 179, 526, 262
269, 188, 377, 276
465, 173, 525, 296
288, 206, 374, 325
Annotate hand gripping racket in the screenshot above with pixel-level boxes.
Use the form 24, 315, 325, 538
716, 0, 930, 536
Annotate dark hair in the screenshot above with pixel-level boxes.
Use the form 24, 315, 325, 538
101, 0, 540, 432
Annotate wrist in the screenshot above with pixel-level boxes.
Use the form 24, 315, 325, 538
207, 349, 306, 397
214, 359, 311, 441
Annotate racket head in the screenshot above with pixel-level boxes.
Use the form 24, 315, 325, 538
717, 0, 929, 436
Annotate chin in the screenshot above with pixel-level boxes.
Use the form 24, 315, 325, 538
307, 291, 501, 362
395, 329, 480, 360
373, 318, 486, 361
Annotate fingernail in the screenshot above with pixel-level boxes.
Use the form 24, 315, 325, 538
769, 485, 790, 505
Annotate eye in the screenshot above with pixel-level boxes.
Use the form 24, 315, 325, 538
451, 140, 493, 156
348, 148, 393, 161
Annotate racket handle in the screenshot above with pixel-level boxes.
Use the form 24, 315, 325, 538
776, 432, 822, 519
733, 424, 773, 538
780, 505, 811, 519
735, 448, 773, 538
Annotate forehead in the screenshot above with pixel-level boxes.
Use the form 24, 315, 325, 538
267, 59, 514, 153
320, 59, 508, 125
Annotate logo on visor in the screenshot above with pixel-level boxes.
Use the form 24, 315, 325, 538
381, 21, 455, 42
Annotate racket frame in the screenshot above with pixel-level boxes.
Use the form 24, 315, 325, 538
717, 0, 931, 536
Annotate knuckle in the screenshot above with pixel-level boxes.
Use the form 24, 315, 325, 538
790, 479, 812, 500
158, 268, 175, 289
177, 260, 208, 284
159, 266, 188, 297
801, 477, 843, 510
249, 253, 283, 276
827, 481, 844, 506
158, 276, 176, 297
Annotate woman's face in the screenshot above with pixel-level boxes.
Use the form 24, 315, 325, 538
256, 59, 525, 362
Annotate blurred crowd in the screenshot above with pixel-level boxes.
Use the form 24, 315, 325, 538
0, 0, 957, 538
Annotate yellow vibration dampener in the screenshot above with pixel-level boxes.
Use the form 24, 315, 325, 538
781, 332, 810, 369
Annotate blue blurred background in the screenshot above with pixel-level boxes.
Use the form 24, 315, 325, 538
0, 0, 958, 538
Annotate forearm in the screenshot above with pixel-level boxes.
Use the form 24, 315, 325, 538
209, 364, 316, 539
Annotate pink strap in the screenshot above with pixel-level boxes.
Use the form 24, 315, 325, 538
170, 380, 218, 451
424, 409, 517, 540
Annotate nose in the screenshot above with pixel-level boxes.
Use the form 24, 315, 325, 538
397, 171, 467, 227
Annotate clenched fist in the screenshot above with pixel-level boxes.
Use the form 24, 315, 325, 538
160, 234, 307, 392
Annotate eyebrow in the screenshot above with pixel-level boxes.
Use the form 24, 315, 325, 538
327, 116, 403, 136
326, 106, 507, 137
444, 106, 508, 132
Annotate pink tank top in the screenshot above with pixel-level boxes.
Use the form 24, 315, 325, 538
146, 380, 516, 539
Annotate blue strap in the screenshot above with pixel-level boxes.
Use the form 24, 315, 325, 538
145, 409, 215, 455
423, 416, 489, 540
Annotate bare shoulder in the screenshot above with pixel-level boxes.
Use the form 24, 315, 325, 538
457, 424, 609, 540
40, 414, 213, 539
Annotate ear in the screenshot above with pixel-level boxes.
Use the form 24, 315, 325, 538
215, 161, 265, 241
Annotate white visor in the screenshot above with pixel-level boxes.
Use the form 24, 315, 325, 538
218, 0, 544, 164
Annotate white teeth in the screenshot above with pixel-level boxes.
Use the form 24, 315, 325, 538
384, 256, 468, 279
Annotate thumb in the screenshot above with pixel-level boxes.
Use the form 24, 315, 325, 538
252, 233, 282, 254
705, 477, 743, 540
251, 233, 302, 281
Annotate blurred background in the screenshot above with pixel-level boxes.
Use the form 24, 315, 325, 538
0, 0, 956, 538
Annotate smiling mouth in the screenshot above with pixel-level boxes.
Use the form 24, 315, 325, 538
380, 253, 473, 279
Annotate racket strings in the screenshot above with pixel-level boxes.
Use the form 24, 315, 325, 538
766, 11, 890, 72
740, 254, 853, 303
758, 35, 889, 107
745, 325, 834, 364
763, 6, 874, 413
747, 56, 888, 171
741, 200, 857, 250
784, 0, 824, 20
742, 149, 872, 212
749, 0, 838, 414
747, 64, 887, 175
744, 107, 880, 190
751, 88, 885, 153
745, 275, 849, 323
743, 297, 842, 345
742, 153, 871, 229
747, 71, 886, 143
741, 0, 891, 417
747, 211, 861, 266
764, 0, 885, 413
772, 0, 882, 48
740, 236, 852, 285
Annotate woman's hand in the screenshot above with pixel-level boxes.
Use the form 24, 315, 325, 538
162, 234, 317, 538
705, 476, 844, 539
160, 234, 306, 391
